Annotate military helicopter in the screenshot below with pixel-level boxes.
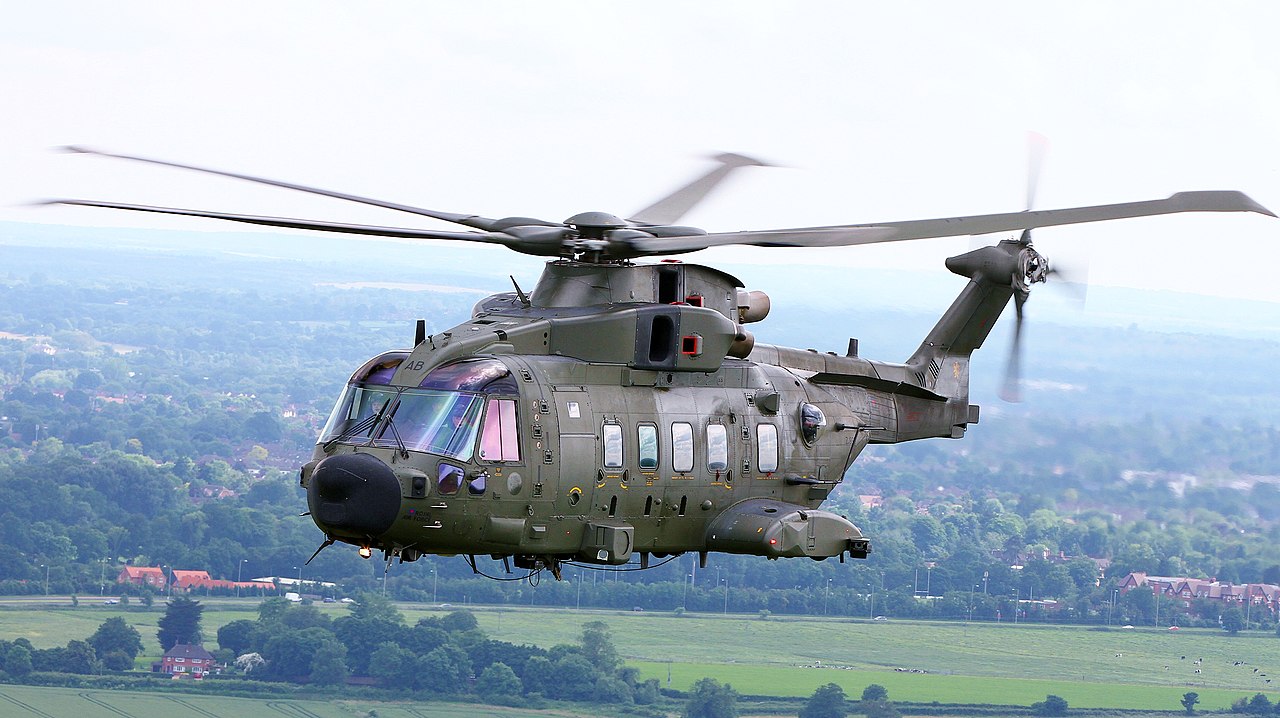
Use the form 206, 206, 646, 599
50, 147, 1272, 580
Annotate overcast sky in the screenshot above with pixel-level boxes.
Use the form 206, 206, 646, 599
1, 2, 1277, 303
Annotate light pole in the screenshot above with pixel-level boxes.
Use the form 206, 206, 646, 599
683, 573, 692, 608
237, 559, 247, 598
1012, 588, 1019, 624
40, 564, 48, 596
867, 582, 875, 619
824, 578, 832, 615
722, 577, 729, 615
99, 558, 108, 596
982, 570, 989, 595
576, 571, 582, 610
432, 566, 438, 603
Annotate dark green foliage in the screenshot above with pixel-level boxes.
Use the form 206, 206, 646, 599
548, 654, 598, 701
280, 603, 331, 631
308, 639, 348, 685
5, 644, 32, 676
864, 700, 900, 718
332, 612, 406, 676
859, 683, 899, 718
684, 677, 738, 718
580, 620, 622, 674
476, 661, 522, 700
216, 619, 257, 656
368, 641, 415, 685
1247, 694, 1272, 715
1222, 606, 1245, 634
521, 654, 554, 695
415, 643, 471, 694
1182, 691, 1199, 714
156, 596, 203, 651
261, 626, 346, 681
801, 683, 848, 718
1032, 694, 1069, 716
87, 617, 142, 660
861, 684, 888, 702
100, 651, 134, 671
60, 640, 97, 675
594, 675, 634, 704
469, 638, 543, 677
441, 609, 479, 632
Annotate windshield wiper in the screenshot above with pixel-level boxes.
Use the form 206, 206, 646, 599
380, 407, 410, 459
323, 398, 391, 451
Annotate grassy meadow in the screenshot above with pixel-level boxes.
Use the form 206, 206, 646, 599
0, 684, 584, 718
4, 601, 1280, 710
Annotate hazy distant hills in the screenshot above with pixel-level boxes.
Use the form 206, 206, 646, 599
4, 219, 1278, 426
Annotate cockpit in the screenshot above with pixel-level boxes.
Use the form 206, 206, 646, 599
319, 353, 520, 463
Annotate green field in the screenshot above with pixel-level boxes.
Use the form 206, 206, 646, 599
5, 601, 1280, 710
0, 684, 584, 718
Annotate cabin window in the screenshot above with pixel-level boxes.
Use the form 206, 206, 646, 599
672, 422, 694, 473
602, 423, 624, 468
637, 424, 659, 470
438, 463, 464, 495
706, 424, 728, 471
478, 398, 521, 462
800, 403, 826, 446
757, 424, 779, 473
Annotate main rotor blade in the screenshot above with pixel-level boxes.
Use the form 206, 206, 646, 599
628, 152, 769, 226
627, 190, 1274, 256
1025, 132, 1049, 212
58, 145, 506, 231
47, 198, 514, 244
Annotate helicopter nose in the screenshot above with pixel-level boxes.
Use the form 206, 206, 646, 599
307, 453, 401, 538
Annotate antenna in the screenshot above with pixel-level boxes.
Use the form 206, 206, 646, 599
510, 275, 532, 308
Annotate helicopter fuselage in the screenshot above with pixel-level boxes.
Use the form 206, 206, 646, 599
301, 257, 999, 574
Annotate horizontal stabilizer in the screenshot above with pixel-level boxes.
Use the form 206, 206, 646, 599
808, 371, 946, 402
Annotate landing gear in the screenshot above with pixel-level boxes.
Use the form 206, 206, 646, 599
513, 554, 564, 580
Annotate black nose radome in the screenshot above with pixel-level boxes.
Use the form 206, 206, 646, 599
308, 453, 401, 537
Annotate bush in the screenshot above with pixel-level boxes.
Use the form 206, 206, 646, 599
1032, 695, 1068, 716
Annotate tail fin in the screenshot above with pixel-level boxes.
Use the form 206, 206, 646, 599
907, 242, 1022, 404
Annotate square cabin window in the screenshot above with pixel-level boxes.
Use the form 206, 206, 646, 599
602, 423, 624, 468
706, 424, 728, 471
479, 398, 521, 462
757, 424, 779, 473
671, 422, 694, 473
637, 424, 659, 470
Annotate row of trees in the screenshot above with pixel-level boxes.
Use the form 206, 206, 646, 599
0, 615, 143, 676
211, 594, 663, 706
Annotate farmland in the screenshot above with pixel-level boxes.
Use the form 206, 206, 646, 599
3, 601, 1280, 711
0, 684, 584, 718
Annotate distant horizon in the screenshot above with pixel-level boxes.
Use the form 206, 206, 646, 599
4, 218, 1278, 346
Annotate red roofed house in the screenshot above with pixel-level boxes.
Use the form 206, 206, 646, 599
1118, 572, 1280, 615
158, 644, 216, 679
117, 566, 166, 589
168, 569, 273, 595
170, 570, 213, 591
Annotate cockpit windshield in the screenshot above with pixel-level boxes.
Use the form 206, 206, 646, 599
318, 355, 514, 461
